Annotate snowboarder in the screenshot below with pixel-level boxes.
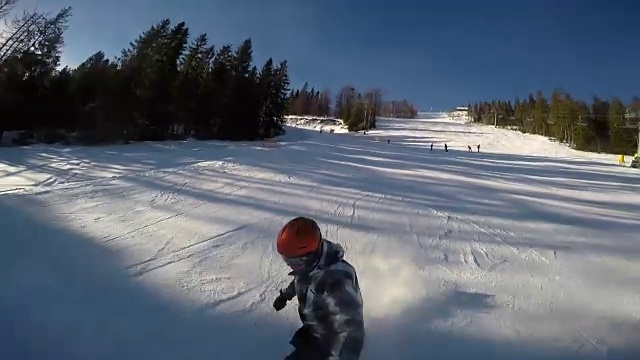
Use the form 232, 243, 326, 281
477, 144, 480, 153
467, 145, 472, 152
430, 143, 433, 151
273, 216, 365, 360
444, 143, 448, 152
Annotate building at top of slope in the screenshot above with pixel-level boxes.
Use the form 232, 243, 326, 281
448, 106, 470, 120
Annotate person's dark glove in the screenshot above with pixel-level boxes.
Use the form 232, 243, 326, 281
273, 292, 289, 311
290, 325, 311, 347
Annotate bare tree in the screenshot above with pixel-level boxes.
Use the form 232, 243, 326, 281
0, 0, 70, 65
0, 0, 17, 52
0, 12, 44, 62
363, 88, 382, 130
0, 0, 16, 18
380, 99, 417, 118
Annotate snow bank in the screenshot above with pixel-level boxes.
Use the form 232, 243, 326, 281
284, 115, 348, 133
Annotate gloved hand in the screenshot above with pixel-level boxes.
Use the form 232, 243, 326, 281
273, 292, 289, 311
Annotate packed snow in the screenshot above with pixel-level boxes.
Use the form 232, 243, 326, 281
1, 114, 639, 359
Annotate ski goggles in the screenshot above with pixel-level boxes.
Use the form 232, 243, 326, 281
281, 251, 318, 271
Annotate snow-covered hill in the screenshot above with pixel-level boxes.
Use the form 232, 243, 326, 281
1, 115, 639, 359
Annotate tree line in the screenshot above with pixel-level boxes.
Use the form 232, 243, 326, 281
0, 0, 420, 147
469, 89, 640, 154
0, 2, 292, 145
287, 83, 418, 131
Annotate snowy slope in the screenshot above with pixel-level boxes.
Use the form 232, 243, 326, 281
1, 115, 639, 359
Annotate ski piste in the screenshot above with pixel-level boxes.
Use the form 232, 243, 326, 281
1, 115, 639, 359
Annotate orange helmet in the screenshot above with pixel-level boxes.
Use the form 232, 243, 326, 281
276, 217, 322, 257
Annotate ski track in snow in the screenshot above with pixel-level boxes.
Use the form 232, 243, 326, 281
1, 115, 640, 359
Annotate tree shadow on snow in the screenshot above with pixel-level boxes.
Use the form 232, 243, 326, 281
79, 125, 640, 262
236, 127, 640, 240
0, 140, 234, 189
2, 125, 640, 359
364, 287, 640, 360
0, 195, 294, 360
2, 192, 636, 359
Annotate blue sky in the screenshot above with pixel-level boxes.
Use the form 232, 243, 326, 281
15, 0, 640, 110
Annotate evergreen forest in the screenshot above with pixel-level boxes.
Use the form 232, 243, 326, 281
0, 2, 417, 145
468, 90, 640, 155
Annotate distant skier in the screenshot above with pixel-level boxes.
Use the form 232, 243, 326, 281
430, 143, 433, 151
467, 145, 472, 152
444, 143, 448, 152
273, 217, 365, 360
477, 144, 480, 153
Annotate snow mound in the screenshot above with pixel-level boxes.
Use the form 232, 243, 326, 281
285, 115, 348, 133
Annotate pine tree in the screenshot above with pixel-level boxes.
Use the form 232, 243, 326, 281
270, 60, 291, 136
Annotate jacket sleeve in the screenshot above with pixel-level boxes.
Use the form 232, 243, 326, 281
309, 268, 364, 359
280, 279, 296, 301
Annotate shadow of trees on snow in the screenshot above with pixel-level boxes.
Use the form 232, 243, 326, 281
1, 124, 640, 359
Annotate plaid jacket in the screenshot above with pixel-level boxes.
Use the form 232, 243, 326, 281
280, 239, 365, 359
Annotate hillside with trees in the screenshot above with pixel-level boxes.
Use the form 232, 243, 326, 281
468, 89, 640, 155
286, 83, 418, 132
0, 1, 418, 146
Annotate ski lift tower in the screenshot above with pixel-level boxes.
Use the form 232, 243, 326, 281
636, 121, 640, 154
621, 112, 640, 155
